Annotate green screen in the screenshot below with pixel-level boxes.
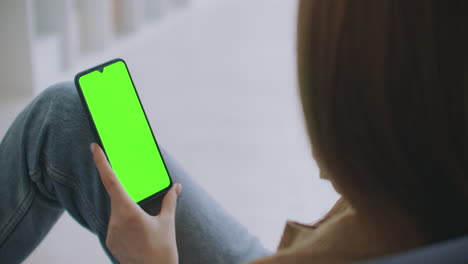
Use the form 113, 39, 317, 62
78, 60, 170, 203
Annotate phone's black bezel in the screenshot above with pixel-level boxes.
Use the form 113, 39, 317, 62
74, 58, 173, 210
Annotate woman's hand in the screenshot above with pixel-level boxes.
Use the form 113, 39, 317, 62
91, 142, 182, 264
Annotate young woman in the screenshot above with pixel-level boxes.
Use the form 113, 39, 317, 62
1, 0, 467, 263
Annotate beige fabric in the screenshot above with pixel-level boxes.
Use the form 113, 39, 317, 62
249, 199, 412, 264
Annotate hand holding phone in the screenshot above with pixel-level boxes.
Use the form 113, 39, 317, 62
91, 142, 181, 264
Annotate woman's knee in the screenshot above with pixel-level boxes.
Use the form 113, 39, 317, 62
23, 82, 98, 181
32, 82, 95, 143
35, 82, 82, 115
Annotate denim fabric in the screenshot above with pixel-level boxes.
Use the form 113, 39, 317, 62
0, 82, 270, 263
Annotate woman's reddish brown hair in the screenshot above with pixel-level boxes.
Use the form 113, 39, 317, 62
297, 0, 468, 243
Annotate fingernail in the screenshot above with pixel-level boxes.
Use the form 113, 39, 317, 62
175, 184, 182, 196
90, 143, 96, 155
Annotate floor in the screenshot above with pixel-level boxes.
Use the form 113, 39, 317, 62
1, 0, 339, 262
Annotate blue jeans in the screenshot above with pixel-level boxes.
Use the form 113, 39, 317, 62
0, 82, 269, 263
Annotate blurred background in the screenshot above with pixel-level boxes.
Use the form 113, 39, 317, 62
0, 0, 339, 263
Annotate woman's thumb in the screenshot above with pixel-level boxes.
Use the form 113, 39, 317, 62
159, 184, 182, 219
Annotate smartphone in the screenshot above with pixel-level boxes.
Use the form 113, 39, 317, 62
75, 58, 172, 215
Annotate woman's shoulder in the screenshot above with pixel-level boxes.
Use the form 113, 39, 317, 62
249, 198, 405, 264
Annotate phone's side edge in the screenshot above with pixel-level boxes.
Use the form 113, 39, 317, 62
74, 73, 110, 163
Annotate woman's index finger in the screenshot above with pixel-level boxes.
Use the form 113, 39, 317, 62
90, 143, 134, 205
